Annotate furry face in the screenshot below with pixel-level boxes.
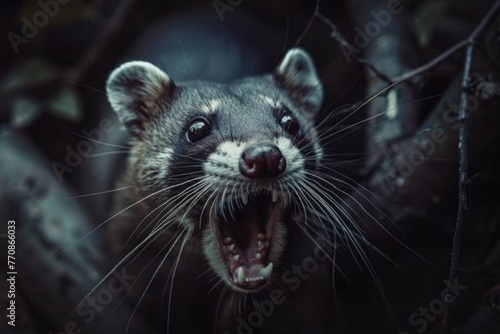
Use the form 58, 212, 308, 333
106, 48, 324, 292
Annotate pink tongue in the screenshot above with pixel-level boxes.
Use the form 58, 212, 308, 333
244, 264, 264, 277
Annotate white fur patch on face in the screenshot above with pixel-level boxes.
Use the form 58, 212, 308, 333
274, 137, 305, 175
156, 147, 174, 179
203, 137, 305, 186
156, 147, 173, 163
258, 94, 280, 108
204, 141, 244, 180
152, 147, 174, 179
200, 99, 221, 114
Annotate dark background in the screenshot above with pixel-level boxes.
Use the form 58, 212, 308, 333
0, 0, 499, 333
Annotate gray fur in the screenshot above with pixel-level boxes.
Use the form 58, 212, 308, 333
106, 61, 176, 137
275, 48, 324, 115
106, 48, 325, 297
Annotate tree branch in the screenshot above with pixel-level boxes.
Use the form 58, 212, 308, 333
64, 0, 149, 87
314, 1, 393, 84
0, 131, 159, 334
320, 0, 499, 120
442, 1, 500, 331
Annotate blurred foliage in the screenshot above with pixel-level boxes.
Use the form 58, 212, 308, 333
10, 97, 42, 128
0, 58, 54, 97
413, 0, 450, 47
0, 0, 100, 128
47, 87, 82, 121
19, 0, 98, 27
1, 59, 82, 128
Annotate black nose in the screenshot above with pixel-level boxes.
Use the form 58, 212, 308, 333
239, 144, 286, 178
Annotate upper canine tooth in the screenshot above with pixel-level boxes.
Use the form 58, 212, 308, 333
272, 190, 278, 202
242, 192, 248, 205
237, 266, 245, 283
223, 237, 232, 244
259, 262, 273, 279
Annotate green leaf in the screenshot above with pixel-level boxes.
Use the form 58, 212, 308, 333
47, 87, 82, 122
10, 97, 43, 129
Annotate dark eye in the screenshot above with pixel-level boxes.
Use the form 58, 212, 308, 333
187, 118, 211, 142
280, 113, 300, 137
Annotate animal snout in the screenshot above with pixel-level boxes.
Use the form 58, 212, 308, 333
239, 144, 286, 178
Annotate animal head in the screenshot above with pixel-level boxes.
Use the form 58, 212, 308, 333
107, 48, 324, 292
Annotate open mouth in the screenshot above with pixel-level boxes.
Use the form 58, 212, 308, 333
217, 189, 280, 291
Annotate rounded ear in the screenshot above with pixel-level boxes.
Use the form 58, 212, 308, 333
106, 61, 176, 137
274, 48, 323, 115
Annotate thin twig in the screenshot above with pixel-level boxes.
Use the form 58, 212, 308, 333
441, 1, 500, 332
316, 1, 500, 330
441, 41, 474, 334
1, 0, 146, 106
314, 4, 393, 84
391, 40, 468, 84
332, 37, 468, 117
65, 0, 145, 84
329, 0, 498, 117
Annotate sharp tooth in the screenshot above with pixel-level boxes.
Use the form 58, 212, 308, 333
272, 190, 278, 202
223, 237, 232, 244
237, 266, 245, 283
257, 240, 263, 248
255, 252, 262, 259
242, 192, 248, 205
227, 244, 235, 252
257, 233, 266, 241
233, 254, 240, 261
259, 262, 273, 279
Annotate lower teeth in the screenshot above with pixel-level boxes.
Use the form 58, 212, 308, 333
246, 276, 263, 282
235, 262, 274, 284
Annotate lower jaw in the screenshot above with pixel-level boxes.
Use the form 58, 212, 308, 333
217, 227, 275, 291
226, 258, 275, 291
202, 206, 289, 292
228, 278, 269, 292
